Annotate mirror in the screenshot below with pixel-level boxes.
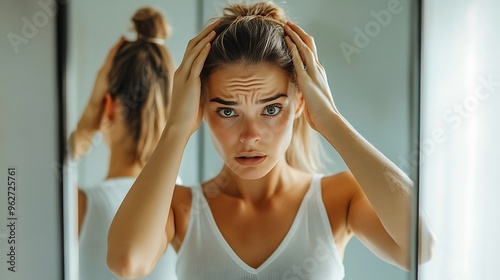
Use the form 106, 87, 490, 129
64, 0, 420, 279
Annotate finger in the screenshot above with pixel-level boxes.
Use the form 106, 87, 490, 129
286, 21, 317, 54
178, 31, 216, 77
103, 36, 126, 69
285, 36, 308, 75
189, 43, 211, 79
284, 25, 315, 70
110, 36, 126, 53
185, 20, 220, 53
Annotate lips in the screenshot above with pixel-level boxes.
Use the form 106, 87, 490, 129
235, 152, 267, 166
236, 151, 266, 157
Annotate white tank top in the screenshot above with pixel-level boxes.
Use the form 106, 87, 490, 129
176, 174, 345, 279
79, 177, 180, 280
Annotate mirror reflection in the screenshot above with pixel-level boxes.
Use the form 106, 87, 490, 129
66, 1, 427, 279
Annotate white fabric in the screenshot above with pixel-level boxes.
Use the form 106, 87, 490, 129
176, 174, 345, 279
79, 177, 181, 280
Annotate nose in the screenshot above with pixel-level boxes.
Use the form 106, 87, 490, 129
239, 119, 261, 144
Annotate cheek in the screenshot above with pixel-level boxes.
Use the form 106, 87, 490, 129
258, 113, 293, 143
205, 114, 237, 155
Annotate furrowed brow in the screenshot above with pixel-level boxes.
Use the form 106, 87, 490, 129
258, 93, 288, 104
209, 97, 238, 106
209, 93, 287, 106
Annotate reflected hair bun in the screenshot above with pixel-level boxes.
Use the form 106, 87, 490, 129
132, 6, 171, 43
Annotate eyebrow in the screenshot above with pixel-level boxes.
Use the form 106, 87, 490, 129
209, 93, 288, 105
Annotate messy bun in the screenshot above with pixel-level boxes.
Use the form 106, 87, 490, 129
132, 6, 171, 41
107, 6, 174, 166
220, 1, 287, 24
203, 1, 291, 80
202, 1, 325, 174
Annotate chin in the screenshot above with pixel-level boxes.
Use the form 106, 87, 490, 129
225, 157, 274, 180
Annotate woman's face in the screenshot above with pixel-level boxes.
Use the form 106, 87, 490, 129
203, 62, 304, 179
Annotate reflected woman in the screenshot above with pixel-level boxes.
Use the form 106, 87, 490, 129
108, 2, 434, 279
69, 7, 179, 280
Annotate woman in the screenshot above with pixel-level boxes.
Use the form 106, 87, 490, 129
108, 2, 434, 279
70, 7, 180, 280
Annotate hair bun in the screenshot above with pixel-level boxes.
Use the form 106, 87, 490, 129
132, 6, 171, 40
222, 2, 287, 24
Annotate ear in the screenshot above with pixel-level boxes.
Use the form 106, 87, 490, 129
103, 93, 116, 120
99, 93, 115, 131
294, 91, 305, 119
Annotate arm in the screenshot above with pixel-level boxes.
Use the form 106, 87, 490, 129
284, 21, 435, 270
107, 124, 189, 279
106, 20, 219, 279
69, 37, 125, 160
67, 38, 125, 241
325, 117, 413, 270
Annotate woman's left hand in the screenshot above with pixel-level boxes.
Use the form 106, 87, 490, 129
284, 21, 339, 132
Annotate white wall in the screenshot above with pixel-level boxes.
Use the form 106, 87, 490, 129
419, 0, 500, 279
0, 0, 62, 279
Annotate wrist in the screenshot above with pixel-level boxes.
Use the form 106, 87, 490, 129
77, 103, 101, 132
163, 122, 192, 143
71, 105, 101, 160
317, 110, 345, 133
319, 111, 353, 148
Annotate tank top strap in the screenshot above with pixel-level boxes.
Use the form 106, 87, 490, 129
311, 173, 325, 194
185, 182, 215, 230
188, 183, 204, 219
175, 183, 203, 260
308, 173, 335, 237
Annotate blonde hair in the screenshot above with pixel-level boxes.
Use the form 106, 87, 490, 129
107, 6, 174, 166
202, 1, 326, 173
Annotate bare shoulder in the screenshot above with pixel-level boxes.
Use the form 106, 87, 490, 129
319, 171, 360, 245
320, 170, 359, 203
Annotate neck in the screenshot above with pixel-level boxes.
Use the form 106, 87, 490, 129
212, 159, 305, 207
105, 146, 143, 180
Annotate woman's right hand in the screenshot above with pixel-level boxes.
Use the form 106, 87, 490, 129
167, 20, 220, 136
70, 37, 125, 160
84, 36, 125, 129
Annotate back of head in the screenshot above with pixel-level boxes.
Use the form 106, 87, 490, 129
107, 6, 173, 166
202, 1, 325, 173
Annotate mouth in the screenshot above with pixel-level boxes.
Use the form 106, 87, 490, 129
235, 155, 267, 166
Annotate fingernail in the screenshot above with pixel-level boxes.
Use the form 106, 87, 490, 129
209, 30, 215, 36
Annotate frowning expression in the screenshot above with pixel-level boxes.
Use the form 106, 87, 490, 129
203, 62, 303, 179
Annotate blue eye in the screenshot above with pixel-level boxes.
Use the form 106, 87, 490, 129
216, 108, 237, 118
262, 104, 282, 116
